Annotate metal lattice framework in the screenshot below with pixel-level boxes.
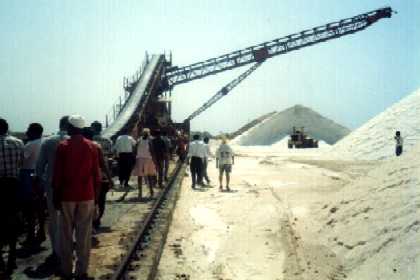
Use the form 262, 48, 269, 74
164, 7, 392, 87
186, 62, 262, 121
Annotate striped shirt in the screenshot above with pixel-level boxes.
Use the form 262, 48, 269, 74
0, 135, 24, 178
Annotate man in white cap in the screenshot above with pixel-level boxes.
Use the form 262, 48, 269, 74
53, 115, 101, 280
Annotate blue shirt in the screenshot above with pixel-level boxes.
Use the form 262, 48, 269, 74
36, 131, 68, 189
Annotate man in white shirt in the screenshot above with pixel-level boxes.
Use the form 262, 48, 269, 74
216, 137, 234, 191
113, 134, 136, 188
187, 134, 206, 189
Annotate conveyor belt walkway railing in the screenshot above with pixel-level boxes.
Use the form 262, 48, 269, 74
104, 54, 151, 128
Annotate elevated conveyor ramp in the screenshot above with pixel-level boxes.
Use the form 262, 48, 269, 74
102, 55, 164, 139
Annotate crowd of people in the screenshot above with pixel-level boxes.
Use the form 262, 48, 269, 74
0, 114, 236, 279
0, 115, 189, 279
114, 128, 187, 200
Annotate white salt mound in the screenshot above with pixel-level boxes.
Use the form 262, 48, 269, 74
332, 88, 420, 160
233, 105, 350, 146
316, 142, 420, 279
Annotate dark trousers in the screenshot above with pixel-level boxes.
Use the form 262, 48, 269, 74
190, 157, 203, 187
155, 160, 164, 187
177, 150, 186, 162
163, 158, 169, 180
202, 157, 210, 184
118, 152, 134, 186
93, 182, 109, 228
18, 169, 37, 246
396, 146, 403, 156
0, 177, 18, 269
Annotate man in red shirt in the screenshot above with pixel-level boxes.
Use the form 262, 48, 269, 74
53, 115, 100, 280
176, 132, 188, 162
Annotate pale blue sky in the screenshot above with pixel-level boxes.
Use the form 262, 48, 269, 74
1, 1, 419, 134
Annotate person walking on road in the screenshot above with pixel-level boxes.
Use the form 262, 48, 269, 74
35, 116, 69, 270
132, 128, 157, 199
161, 130, 172, 181
394, 131, 403, 157
82, 127, 114, 230
113, 133, 136, 188
91, 121, 113, 157
0, 118, 24, 275
187, 134, 206, 189
150, 130, 169, 188
202, 137, 212, 185
53, 115, 101, 279
20, 123, 45, 252
216, 137, 234, 191
176, 131, 188, 162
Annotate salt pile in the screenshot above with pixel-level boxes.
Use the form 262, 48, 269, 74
228, 112, 276, 140
233, 105, 350, 146
314, 142, 420, 279
332, 88, 420, 160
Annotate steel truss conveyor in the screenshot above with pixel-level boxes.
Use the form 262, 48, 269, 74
102, 55, 165, 139
186, 62, 262, 121
164, 7, 392, 88
177, 7, 393, 121
103, 7, 392, 138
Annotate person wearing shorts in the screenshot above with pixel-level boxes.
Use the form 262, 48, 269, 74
216, 137, 234, 191
132, 129, 157, 199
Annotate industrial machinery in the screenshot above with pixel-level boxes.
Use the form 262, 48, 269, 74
102, 7, 393, 139
288, 127, 319, 149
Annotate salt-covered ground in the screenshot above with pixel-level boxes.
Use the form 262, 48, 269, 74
157, 151, 349, 280
156, 143, 419, 280
311, 143, 420, 279
156, 89, 420, 279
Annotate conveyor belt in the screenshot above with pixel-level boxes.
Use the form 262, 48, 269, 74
102, 55, 164, 139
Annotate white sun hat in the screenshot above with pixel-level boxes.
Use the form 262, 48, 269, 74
68, 115, 86, 129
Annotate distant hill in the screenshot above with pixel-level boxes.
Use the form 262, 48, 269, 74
232, 105, 350, 146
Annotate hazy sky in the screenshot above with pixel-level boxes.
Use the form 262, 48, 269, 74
1, 0, 419, 135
